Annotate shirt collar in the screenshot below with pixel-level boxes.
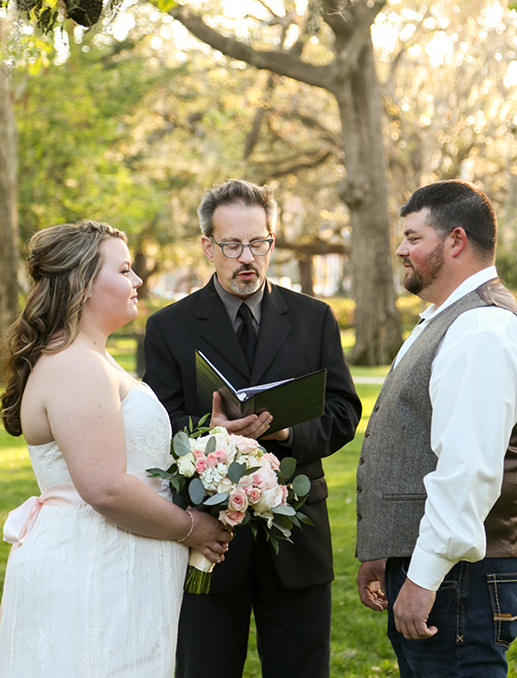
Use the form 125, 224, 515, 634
213, 274, 265, 325
419, 265, 498, 323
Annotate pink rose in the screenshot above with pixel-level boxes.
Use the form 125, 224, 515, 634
228, 488, 248, 512
195, 456, 207, 473
262, 453, 280, 470
279, 485, 289, 505
232, 435, 260, 454
192, 449, 205, 460
215, 449, 228, 464
219, 509, 246, 527
251, 466, 277, 491
206, 452, 218, 468
246, 487, 262, 504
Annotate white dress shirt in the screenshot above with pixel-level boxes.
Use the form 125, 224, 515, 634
394, 267, 517, 591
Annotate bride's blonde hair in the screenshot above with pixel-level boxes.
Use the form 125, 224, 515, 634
1, 220, 127, 436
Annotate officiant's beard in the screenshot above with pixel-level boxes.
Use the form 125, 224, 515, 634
231, 265, 262, 296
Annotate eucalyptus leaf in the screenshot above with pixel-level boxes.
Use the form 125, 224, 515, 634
279, 457, 296, 481
203, 492, 229, 507
272, 520, 292, 535
188, 477, 206, 505
171, 476, 182, 494
292, 474, 311, 497
271, 524, 293, 541
205, 436, 217, 455
228, 461, 246, 484
272, 504, 296, 516
173, 431, 192, 457
272, 514, 294, 529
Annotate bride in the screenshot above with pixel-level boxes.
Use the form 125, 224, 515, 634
0, 220, 231, 677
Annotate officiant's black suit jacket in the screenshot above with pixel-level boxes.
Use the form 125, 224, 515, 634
143, 276, 361, 593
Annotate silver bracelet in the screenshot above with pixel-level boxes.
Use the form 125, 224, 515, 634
177, 509, 195, 543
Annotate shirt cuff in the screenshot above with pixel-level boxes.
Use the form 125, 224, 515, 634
407, 543, 457, 592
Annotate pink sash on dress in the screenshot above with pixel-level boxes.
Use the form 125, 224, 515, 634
3, 471, 170, 546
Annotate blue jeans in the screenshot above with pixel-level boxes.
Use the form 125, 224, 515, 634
385, 557, 517, 678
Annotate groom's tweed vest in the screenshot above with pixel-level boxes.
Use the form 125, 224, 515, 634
356, 278, 517, 562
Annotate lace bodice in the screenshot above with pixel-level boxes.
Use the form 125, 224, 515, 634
28, 383, 172, 492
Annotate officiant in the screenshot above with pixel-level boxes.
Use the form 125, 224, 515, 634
143, 179, 361, 678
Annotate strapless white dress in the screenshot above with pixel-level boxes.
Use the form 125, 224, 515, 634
0, 383, 188, 677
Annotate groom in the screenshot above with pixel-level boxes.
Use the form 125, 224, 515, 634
143, 179, 361, 678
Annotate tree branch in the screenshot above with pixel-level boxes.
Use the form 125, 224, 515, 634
275, 236, 349, 256
168, 4, 336, 91
269, 150, 334, 177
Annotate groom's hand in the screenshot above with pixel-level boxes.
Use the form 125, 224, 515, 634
357, 559, 388, 611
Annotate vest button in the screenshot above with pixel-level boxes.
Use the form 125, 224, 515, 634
359, 457, 365, 465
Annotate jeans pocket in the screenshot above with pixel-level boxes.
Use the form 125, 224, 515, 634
487, 572, 517, 648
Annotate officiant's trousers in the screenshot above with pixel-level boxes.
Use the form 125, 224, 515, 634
175, 532, 331, 678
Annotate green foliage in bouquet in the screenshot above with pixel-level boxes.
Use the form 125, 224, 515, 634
148, 417, 313, 555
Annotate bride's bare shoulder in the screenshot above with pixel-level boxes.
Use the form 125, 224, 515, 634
31, 341, 116, 393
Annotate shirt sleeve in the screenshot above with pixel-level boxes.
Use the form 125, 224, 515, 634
407, 307, 517, 591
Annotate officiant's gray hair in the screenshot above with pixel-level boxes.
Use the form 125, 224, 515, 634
198, 179, 277, 237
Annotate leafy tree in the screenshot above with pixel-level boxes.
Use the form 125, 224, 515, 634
152, 0, 403, 365
3, 1, 404, 364
0, 60, 18, 334
374, 0, 517, 288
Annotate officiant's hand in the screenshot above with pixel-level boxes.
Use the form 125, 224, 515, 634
261, 428, 290, 442
210, 392, 272, 439
183, 509, 233, 564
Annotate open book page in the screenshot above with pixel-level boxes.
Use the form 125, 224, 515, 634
195, 351, 327, 434
236, 377, 295, 400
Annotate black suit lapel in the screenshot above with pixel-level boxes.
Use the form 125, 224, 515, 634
251, 282, 291, 385
198, 278, 250, 378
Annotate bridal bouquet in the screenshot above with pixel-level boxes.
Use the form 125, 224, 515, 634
148, 418, 312, 594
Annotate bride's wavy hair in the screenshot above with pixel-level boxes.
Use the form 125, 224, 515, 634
1, 220, 127, 436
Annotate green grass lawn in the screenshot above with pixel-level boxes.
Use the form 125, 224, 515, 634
2, 350, 517, 676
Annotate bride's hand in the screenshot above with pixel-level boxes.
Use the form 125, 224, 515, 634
183, 510, 233, 563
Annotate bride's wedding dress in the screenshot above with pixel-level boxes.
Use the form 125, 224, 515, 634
0, 383, 188, 677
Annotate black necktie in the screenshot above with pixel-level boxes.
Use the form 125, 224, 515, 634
237, 303, 257, 368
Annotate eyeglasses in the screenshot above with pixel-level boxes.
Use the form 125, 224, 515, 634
210, 237, 274, 258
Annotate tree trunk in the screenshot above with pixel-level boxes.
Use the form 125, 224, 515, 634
165, 2, 402, 365
298, 256, 314, 296
337, 38, 402, 364
0, 62, 19, 338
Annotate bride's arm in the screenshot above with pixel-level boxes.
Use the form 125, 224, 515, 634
35, 349, 231, 562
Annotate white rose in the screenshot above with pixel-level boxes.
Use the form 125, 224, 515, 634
217, 477, 233, 494
261, 485, 284, 509
177, 453, 196, 478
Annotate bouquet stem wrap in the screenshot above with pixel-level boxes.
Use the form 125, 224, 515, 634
185, 549, 215, 594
